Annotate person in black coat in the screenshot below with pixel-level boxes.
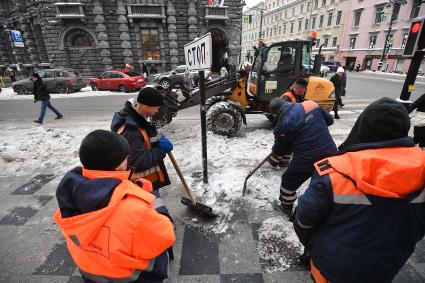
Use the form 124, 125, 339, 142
329, 67, 345, 119
32, 73, 63, 124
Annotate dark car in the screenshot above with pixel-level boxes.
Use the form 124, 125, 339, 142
90, 70, 147, 92
12, 69, 86, 95
323, 61, 342, 72
153, 65, 199, 90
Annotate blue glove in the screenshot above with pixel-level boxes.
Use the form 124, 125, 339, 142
158, 135, 173, 153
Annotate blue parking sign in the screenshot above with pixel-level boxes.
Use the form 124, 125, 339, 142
11, 30, 23, 42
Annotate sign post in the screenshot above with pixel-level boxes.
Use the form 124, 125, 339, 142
10, 30, 24, 48
184, 33, 212, 184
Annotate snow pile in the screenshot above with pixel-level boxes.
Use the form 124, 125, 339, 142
0, 126, 81, 177
0, 86, 153, 101
257, 215, 304, 272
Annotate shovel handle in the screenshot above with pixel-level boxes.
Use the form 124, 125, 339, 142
248, 152, 273, 177
167, 152, 197, 206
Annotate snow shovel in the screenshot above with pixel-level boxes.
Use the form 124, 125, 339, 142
242, 152, 273, 197
167, 152, 217, 217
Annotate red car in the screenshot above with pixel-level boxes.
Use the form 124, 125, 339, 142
90, 70, 146, 92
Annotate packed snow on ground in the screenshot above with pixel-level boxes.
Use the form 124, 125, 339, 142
0, 86, 155, 101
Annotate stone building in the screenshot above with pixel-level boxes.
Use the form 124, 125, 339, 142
339, 0, 425, 72
0, 0, 243, 78
241, 0, 349, 62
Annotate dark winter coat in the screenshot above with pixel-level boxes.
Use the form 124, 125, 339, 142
33, 79, 50, 101
56, 167, 171, 283
329, 74, 342, 98
111, 100, 170, 190
272, 101, 337, 168
294, 138, 425, 283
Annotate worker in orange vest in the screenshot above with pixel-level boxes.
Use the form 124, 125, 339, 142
54, 130, 175, 283
280, 78, 308, 103
294, 98, 425, 282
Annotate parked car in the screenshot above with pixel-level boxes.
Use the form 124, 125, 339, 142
90, 70, 147, 92
323, 61, 342, 72
12, 69, 86, 95
310, 63, 330, 77
153, 65, 200, 90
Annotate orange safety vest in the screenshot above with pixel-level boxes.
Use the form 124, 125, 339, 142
54, 171, 175, 282
311, 260, 330, 283
281, 89, 297, 103
117, 125, 165, 183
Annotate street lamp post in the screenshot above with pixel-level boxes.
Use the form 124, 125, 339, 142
378, 0, 407, 71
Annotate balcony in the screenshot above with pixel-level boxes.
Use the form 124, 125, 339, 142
127, 5, 166, 20
205, 6, 229, 21
54, 3, 85, 19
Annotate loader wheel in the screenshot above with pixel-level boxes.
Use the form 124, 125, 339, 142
205, 96, 224, 111
207, 101, 242, 136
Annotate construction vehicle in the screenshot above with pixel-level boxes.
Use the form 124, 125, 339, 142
152, 39, 335, 136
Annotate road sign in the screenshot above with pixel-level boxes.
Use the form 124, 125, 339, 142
10, 30, 24, 48
184, 33, 212, 71
242, 15, 252, 25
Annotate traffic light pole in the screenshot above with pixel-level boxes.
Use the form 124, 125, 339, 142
400, 50, 425, 101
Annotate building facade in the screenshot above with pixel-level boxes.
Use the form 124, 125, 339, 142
339, 0, 425, 72
0, 0, 243, 78
241, 0, 349, 63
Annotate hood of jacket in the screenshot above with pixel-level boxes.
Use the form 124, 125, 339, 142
329, 138, 425, 198
54, 167, 131, 246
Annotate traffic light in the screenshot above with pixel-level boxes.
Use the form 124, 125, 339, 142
403, 19, 425, 57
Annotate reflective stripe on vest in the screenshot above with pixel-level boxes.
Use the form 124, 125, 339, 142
310, 260, 330, 283
315, 159, 372, 206
117, 125, 165, 183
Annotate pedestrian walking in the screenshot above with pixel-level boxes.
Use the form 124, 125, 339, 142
111, 87, 173, 192
6, 65, 16, 82
268, 99, 337, 218
330, 67, 345, 119
280, 78, 308, 103
54, 129, 175, 283
294, 98, 425, 283
32, 73, 63, 124
356, 63, 361, 72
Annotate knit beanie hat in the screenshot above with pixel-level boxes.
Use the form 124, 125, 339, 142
339, 97, 410, 149
294, 78, 308, 88
137, 87, 163, 107
79, 130, 130, 171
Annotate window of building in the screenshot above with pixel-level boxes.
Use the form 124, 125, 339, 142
332, 37, 337, 47
285, 10, 287, 18
283, 24, 287, 34
298, 20, 302, 32
349, 37, 356, 49
319, 15, 324, 28
336, 10, 342, 25
353, 10, 362, 27
290, 22, 294, 33
324, 37, 329, 47
322, 0, 326, 7
375, 4, 385, 24
328, 13, 333, 26
305, 19, 309, 30
279, 26, 282, 35
401, 32, 409, 48
312, 17, 316, 29
141, 29, 160, 61
301, 4, 304, 13
314, 0, 319, 9
307, 2, 311, 12
64, 29, 95, 48
392, 2, 401, 21
292, 7, 295, 16
369, 35, 377, 49
411, 0, 421, 18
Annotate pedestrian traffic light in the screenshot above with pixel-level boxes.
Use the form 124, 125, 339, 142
403, 19, 425, 57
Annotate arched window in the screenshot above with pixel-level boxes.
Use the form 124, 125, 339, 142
64, 29, 94, 48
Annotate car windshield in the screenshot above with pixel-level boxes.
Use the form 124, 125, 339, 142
125, 72, 140, 77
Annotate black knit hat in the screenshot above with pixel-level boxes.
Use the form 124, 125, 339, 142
339, 97, 410, 149
137, 87, 163, 107
294, 78, 308, 88
79, 130, 130, 171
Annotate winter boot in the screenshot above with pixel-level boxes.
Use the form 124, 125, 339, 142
33, 120, 42, 124
274, 200, 294, 221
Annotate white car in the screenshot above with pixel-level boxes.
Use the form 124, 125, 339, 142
310, 63, 330, 77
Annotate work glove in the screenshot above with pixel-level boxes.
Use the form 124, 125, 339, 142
268, 154, 290, 168
158, 135, 173, 153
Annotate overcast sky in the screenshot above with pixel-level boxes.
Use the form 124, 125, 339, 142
244, 0, 263, 8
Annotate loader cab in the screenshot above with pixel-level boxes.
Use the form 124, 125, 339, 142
249, 40, 312, 102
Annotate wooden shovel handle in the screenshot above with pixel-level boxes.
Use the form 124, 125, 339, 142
248, 152, 273, 177
167, 152, 197, 206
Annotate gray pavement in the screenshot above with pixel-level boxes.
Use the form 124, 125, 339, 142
0, 74, 424, 283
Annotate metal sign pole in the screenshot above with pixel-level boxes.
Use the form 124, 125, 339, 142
199, 70, 208, 184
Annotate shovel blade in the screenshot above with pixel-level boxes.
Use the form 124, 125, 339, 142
181, 197, 217, 218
